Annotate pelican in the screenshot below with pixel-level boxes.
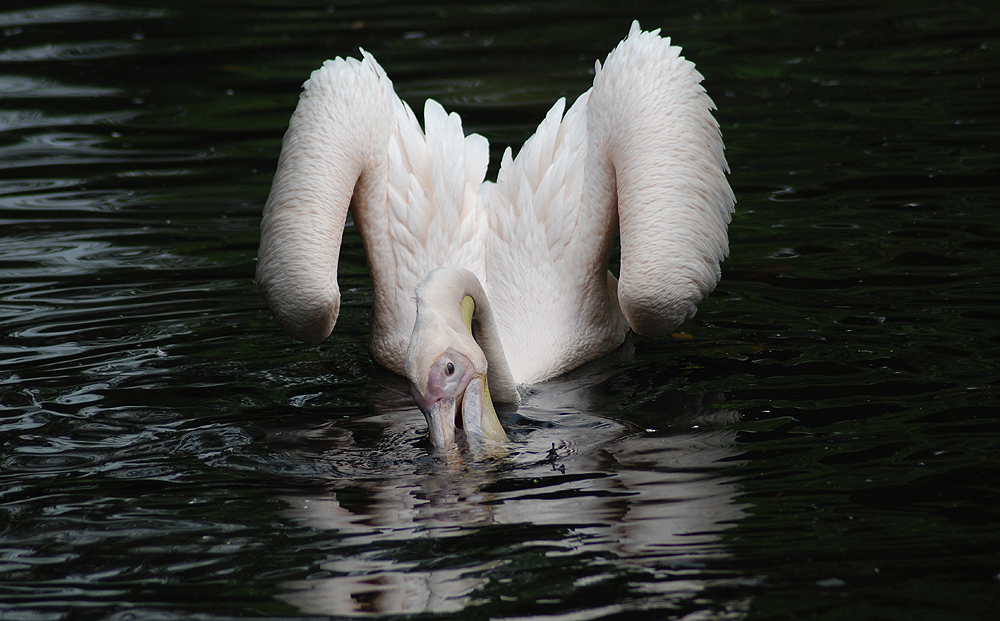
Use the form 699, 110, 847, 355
257, 22, 735, 452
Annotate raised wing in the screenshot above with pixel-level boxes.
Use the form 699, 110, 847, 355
381, 98, 490, 367
257, 52, 489, 374
592, 22, 735, 336
257, 52, 396, 345
482, 22, 734, 382
482, 92, 628, 383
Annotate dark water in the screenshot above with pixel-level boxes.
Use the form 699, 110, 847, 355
2, 1, 999, 619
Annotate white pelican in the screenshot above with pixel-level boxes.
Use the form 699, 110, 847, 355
257, 22, 735, 451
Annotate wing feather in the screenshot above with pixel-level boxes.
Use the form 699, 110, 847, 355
257, 51, 396, 343
589, 21, 735, 336
261, 22, 732, 383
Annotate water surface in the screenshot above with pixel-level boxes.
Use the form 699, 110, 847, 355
2, 1, 999, 619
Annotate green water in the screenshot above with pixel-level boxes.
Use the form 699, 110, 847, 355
2, 1, 998, 619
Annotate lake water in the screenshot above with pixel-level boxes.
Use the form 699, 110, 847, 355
2, 1, 998, 619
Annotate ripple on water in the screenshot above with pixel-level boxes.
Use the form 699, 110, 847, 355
0, 76, 121, 100
0, 4, 166, 27
2, 451, 102, 474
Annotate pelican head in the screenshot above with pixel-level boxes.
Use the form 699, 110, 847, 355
404, 268, 516, 452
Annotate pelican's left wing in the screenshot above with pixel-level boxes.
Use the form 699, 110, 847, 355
487, 22, 734, 336
482, 22, 734, 381
481, 91, 622, 383
591, 22, 735, 336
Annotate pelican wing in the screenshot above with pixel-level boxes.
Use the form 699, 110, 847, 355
483, 93, 622, 383
381, 98, 490, 367
592, 22, 735, 336
257, 52, 396, 344
258, 23, 733, 387
483, 22, 733, 381
257, 52, 490, 373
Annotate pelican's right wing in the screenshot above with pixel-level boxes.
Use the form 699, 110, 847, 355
257, 52, 397, 344
257, 51, 489, 373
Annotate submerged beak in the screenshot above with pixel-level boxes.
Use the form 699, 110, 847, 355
410, 349, 508, 454
460, 374, 508, 454
423, 396, 459, 448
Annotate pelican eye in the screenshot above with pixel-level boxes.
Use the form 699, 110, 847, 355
446, 361, 455, 375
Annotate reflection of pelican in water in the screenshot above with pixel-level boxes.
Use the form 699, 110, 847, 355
273, 362, 747, 617
257, 22, 734, 450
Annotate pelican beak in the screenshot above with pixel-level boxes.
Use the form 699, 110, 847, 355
409, 349, 508, 453
461, 373, 508, 453
422, 396, 459, 449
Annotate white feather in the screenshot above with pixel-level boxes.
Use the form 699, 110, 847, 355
257, 21, 735, 385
